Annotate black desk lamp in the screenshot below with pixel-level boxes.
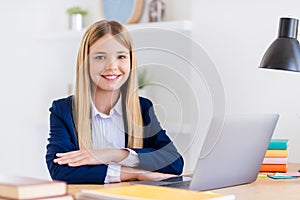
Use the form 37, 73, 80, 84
259, 17, 300, 172
259, 17, 300, 71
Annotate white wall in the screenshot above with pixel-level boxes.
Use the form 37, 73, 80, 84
0, 0, 88, 179
191, 0, 300, 163
0, 1, 48, 179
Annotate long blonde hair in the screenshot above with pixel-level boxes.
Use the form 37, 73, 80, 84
74, 20, 143, 149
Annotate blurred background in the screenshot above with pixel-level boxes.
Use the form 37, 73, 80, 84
1, 0, 300, 179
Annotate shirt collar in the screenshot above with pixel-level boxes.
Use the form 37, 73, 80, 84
91, 94, 123, 118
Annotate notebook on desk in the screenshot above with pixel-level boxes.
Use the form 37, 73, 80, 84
132, 114, 279, 191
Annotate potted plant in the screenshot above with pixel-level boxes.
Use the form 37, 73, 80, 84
138, 68, 152, 89
137, 68, 152, 97
66, 6, 88, 31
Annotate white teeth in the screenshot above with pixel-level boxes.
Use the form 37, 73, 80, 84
103, 75, 118, 80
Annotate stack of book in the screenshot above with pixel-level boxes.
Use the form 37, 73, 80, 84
260, 139, 288, 173
0, 175, 73, 200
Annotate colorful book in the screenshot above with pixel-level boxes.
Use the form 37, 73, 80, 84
268, 139, 288, 150
264, 150, 288, 158
75, 184, 235, 200
267, 172, 300, 179
0, 175, 67, 200
260, 164, 287, 172
263, 157, 288, 164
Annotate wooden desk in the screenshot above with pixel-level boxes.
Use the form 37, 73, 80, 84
68, 163, 300, 199
210, 163, 300, 200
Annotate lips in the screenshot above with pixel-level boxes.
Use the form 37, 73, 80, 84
101, 74, 121, 80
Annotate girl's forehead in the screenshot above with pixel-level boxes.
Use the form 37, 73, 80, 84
90, 34, 128, 53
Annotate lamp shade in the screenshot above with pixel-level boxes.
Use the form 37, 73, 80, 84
259, 17, 300, 72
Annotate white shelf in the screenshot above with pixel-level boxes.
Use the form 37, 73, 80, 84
126, 20, 192, 31
38, 20, 192, 40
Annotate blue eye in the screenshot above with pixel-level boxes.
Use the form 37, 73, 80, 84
118, 55, 126, 59
95, 55, 105, 60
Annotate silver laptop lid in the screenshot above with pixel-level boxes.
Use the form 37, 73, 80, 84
189, 114, 279, 191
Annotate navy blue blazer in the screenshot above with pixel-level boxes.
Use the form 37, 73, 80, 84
46, 96, 184, 184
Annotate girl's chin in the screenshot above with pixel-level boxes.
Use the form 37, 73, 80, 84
95, 85, 122, 92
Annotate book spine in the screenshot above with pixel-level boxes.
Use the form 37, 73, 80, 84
268, 140, 288, 150
263, 157, 288, 164
265, 150, 288, 158
260, 164, 287, 172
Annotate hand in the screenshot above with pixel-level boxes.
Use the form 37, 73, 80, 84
120, 167, 177, 181
136, 170, 177, 181
53, 149, 129, 167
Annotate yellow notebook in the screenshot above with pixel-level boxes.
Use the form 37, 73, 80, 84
265, 150, 288, 158
75, 184, 235, 200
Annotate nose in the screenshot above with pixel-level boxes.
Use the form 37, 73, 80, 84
105, 58, 118, 70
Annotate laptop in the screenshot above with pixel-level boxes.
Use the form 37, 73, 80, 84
132, 114, 279, 191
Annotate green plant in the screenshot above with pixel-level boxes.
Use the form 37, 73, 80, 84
66, 6, 88, 15
138, 68, 152, 89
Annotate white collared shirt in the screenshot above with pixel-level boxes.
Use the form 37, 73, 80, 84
90, 95, 139, 183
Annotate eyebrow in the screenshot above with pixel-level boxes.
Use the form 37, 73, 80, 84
117, 51, 129, 54
93, 51, 129, 54
93, 51, 106, 54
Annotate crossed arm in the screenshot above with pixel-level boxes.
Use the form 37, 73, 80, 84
46, 97, 184, 184
53, 148, 176, 181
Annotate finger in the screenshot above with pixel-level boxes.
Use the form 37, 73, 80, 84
56, 150, 82, 157
56, 151, 86, 161
57, 154, 86, 165
67, 156, 101, 166
68, 161, 86, 167
156, 173, 177, 181
54, 154, 87, 165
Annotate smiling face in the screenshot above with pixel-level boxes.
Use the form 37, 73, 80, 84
89, 34, 131, 95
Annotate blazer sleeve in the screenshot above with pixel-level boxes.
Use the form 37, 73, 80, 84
131, 98, 184, 175
45, 97, 108, 184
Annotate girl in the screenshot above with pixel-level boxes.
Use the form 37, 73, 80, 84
46, 20, 184, 184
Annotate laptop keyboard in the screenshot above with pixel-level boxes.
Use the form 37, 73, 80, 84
162, 180, 191, 189
131, 175, 192, 189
